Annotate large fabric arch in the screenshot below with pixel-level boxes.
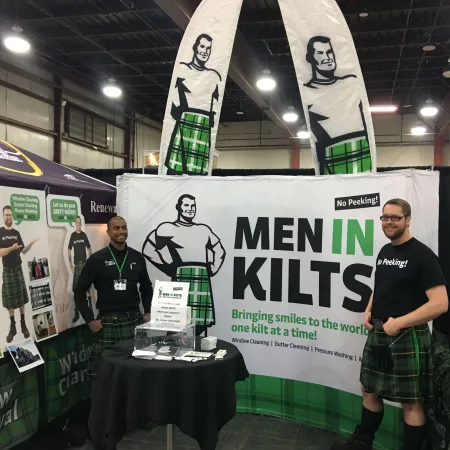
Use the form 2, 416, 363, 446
158, 0, 376, 176
278, 0, 376, 175
158, 0, 243, 176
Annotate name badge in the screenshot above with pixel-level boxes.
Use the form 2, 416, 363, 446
114, 279, 127, 291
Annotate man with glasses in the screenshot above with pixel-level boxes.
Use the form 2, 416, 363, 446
332, 198, 448, 450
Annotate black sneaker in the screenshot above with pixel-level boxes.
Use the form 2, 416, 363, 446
331, 426, 374, 450
6, 323, 17, 343
21, 320, 30, 339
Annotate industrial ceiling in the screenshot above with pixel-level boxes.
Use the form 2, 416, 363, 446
0, 0, 448, 129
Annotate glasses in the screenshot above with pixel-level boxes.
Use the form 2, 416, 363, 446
380, 215, 404, 222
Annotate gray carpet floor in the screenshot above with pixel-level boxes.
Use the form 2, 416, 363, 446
77, 413, 343, 449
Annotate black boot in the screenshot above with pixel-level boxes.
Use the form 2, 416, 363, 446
331, 426, 374, 450
21, 320, 30, 339
6, 322, 16, 343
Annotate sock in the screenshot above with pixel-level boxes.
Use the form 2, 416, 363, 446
10, 316, 15, 325
20, 313, 25, 323
360, 406, 384, 438
403, 423, 427, 450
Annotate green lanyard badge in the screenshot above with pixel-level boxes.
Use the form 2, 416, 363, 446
108, 245, 128, 280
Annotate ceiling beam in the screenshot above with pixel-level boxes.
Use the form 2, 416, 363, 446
153, 0, 294, 135
14, 2, 160, 21
237, 4, 450, 24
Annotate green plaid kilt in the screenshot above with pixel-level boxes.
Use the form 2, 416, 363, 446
323, 136, 372, 175
430, 329, 450, 419
360, 321, 433, 404
166, 111, 211, 175
88, 309, 143, 377
72, 260, 85, 289
2, 265, 29, 310
172, 265, 215, 327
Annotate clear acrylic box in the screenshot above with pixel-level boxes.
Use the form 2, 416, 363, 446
134, 323, 196, 357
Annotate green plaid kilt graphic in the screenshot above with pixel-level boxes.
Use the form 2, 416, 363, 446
173, 265, 214, 326
88, 310, 143, 377
166, 111, 211, 175
72, 261, 85, 289
323, 136, 371, 175
2, 265, 29, 310
360, 320, 433, 404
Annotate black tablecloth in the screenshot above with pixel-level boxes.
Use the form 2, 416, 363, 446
89, 338, 249, 450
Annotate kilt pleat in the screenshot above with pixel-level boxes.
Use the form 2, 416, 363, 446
360, 322, 433, 404
88, 310, 143, 377
172, 265, 215, 327
2, 265, 29, 309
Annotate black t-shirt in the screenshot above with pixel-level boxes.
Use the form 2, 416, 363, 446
68, 231, 91, 263
372, 238, 447, 320
0, 227, 24, 268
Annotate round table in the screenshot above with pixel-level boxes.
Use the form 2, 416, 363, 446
89, 338, 249, 450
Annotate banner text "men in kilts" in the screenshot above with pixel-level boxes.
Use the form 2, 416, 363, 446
233, 217, 375, 313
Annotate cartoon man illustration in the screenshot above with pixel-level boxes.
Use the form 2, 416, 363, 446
304, 36, 372, 175
142, 194, 226, 332
0, 205, 39, 343
164, 34, 222, 176
68, 216, 92, 323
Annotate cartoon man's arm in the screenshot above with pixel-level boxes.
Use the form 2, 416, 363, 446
142, 226, 177, 278
207, 227, 226, 276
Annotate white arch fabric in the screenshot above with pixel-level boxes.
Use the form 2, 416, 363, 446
158, 0, 243, 176
278, 0, 377, 175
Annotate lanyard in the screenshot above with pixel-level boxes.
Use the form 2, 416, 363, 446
108, 245, 128, 278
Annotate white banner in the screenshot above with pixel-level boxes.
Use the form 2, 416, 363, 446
158, 0, 243, 176
278, 0, 376, 176
117, 170, 438, 395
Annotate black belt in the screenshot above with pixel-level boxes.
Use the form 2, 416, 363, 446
99, 308, 140, 318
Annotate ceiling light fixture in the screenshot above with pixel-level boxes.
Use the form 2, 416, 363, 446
411, 126, 426, 136
359, 12, 369, 18
422, 44, 436, 52
3, 25, 31, 54
369, 105, 398, 113
297, 130, 310, 139
236, 111, 244, 115
420, 101, 438, 118
443, 67, 450, 79
283, 106, 298, 123
256, 69, 276, 92
102, 78, 122, 98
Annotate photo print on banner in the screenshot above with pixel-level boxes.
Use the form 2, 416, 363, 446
7, 338, 44, 373
0, 187, 57, 361
278, 0, 376, 175
158, 0, 243, 176
46, 195, 97, 330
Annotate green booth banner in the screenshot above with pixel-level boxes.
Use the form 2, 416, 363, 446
41, 327, 94, 422
0, 362, 39, 450
236, 375, 403, 449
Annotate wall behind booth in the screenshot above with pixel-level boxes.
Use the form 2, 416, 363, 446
215, 116, 439, 170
